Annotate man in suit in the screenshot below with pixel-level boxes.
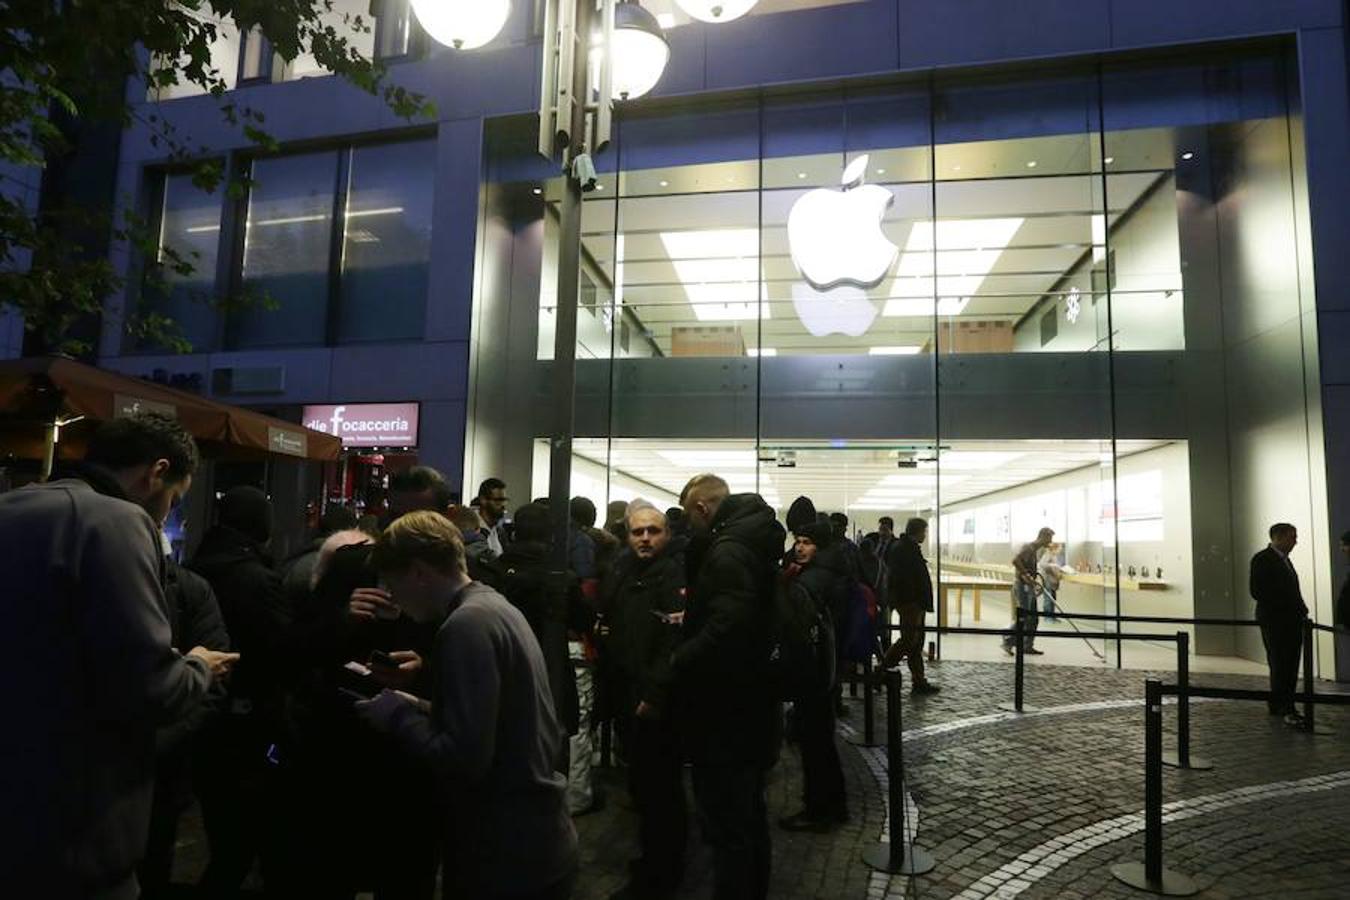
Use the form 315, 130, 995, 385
1249, 522, 1309, 726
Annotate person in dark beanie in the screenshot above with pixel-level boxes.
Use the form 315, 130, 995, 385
0, 413, 235, 899
188, 485, 296, 895
779, 497, 848, 833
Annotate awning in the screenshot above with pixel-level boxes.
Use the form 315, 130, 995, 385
0, 356, 340, 464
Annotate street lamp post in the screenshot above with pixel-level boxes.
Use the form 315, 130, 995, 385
413, 0, 703, 565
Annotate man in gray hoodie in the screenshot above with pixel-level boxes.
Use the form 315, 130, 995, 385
0, 413, 237, 899
358, 510, 577, 900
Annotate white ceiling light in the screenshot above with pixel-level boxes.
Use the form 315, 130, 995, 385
658, 449, 759, 469
674, 0, 758, 22
609, 1, 670, 100
868, 345, 922, 355
882, 218, 1023, 317
411, 0, 510, 50
1091, 213, 1106, 263
923, 451, 1025, 471
788, 155, 898, 291
747, 347, 777, 357
659, 229, 770, 322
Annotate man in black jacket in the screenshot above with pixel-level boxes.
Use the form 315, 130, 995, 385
675, 474, 785, 900
882, 518, 940, 695
601, 501, 688, 900
1250, 522, 1310, 726
189, 485, 296, 895
780, 498, 848, 834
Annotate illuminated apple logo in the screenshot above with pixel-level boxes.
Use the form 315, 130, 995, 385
788, 154, 898, 291
790, 283, 878, 337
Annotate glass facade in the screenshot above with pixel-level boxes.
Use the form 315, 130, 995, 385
138, 173, 224, 351
468, 42, 1325, 667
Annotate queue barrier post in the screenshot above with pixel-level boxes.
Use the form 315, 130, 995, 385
847, 651, 882, 747
1162, 631, 1212, 771
998, 606, 1035, 714
1110, 679, 1200, 896
1300, 620, 1334, 735
861, 666, 936, 876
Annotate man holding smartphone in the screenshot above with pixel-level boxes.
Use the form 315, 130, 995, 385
357, 511, 577, 900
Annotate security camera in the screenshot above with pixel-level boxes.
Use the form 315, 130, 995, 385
572, 152, 599, 192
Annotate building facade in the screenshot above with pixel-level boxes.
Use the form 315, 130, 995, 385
66, 0, 1350, 666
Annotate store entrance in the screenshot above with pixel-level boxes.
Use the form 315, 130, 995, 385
539, 437, 1266, 675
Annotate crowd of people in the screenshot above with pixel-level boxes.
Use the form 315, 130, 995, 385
0, 413, 943, 900
4, 410, 1336, 900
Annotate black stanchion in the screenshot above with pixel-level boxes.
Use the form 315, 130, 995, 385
847, 652, 882, 747
598, 717, 612, 769
1111, 679, 1199, 896
862, 666, 936, 876
1300, 620, 1334, 735
998, 606, 1036, 714
1162, 631, 1212, 771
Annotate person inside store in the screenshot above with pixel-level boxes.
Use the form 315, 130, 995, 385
1004, 527, 1055, 657
779, 497, 850, 833
882, 517, 941, 695
356, 511, 578, 900
475, 476, 511, 554
1038, 541, 1067, 622
0, 413, 237, 899
1250, 522, 1310, 728
598, 500, 689, 899
674, 474, 785, 900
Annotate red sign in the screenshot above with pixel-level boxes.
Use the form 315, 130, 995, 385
302, 403, 419, 448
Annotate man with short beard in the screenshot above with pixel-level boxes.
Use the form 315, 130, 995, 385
0, 413, 236, 899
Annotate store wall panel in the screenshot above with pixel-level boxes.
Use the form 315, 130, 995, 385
896, 0, 1111, 69
1109, 0, 1341, 48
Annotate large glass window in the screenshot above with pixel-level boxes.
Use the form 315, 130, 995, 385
138, 173, 223, 350
337, 140, 436, 342
470, 41, 1325, 673
230, 151, 340, 348
224, 137, 434, 349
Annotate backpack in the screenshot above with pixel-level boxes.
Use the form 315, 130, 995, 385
768, 570, 836, 701
840, 581, 879, 663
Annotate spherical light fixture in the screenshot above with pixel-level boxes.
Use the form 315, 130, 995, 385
674, 0, 758, 23
411, 0, 511, 50
608, 1, 670, 100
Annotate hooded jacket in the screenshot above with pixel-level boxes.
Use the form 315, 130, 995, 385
672, 493, 786, 767
189, 524, 292, 719
0, 473, 212, 896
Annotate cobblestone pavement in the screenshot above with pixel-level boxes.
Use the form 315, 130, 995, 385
574, 658, 1350, 900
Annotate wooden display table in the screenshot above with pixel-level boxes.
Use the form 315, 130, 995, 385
933, 572, 1015, 625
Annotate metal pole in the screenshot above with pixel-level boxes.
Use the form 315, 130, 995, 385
1299, 619, 1331, 734
546, 0, 593, 571
847, 650, 880, 747
861, 666, 935, 875
998, 606, 1031, 713
1163, 631, 1210, 770
1110, 679, 1199, 895
1144, 678, 1162, 883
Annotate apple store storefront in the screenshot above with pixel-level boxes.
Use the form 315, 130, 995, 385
467, 41, 1331, 671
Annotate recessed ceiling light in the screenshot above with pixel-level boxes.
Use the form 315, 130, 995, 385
1181, 151, 1194, 160
876, 168, 886, 175
952, 164, 962, 172
797, 172, 807, 179
1026, 160, 1038, 168
531, 187, 542, 195
1104, 156, 1115, 164
659, 180, 669, 187
595, 184, 604, 190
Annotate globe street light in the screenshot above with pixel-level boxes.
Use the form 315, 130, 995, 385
607, 1, 670, 100
674, 0, 758, 22
409, 0, 511, 50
